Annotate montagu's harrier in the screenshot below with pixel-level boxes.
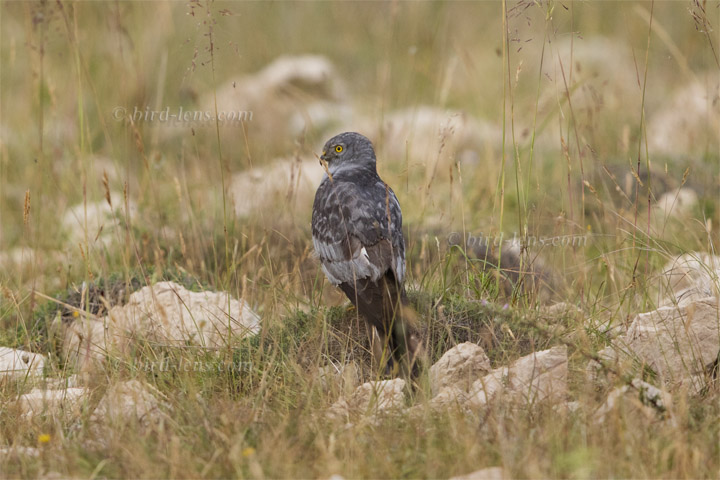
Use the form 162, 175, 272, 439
311, 132, 420, 377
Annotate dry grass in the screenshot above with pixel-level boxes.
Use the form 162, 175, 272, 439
1, 1, 719, 478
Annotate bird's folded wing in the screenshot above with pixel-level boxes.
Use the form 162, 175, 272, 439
313, 235, 396, 286
312, 180, 405, 286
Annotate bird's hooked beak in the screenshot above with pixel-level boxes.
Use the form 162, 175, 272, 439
319, 150, 333, 181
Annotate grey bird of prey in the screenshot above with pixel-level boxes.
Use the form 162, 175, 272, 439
311, 132, 419, 377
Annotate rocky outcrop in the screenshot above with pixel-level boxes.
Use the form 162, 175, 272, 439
429, 342, 491, 396
194, 55, 349, 148
18, 386, 89, 420
14, 377, 169, 450
654, 187, 699, 219
594, 379, 672, 424
0, 347, 45, 379
328, 344, 568, 426
589, 253, 720, 390
228, 155, 324, 218
432, 345, 568, 409
450, 467, 507, 480
589, 296, 719, 392
368, 107, 502, 170
659, 253, 719, 306
328, 379, 406, 423
61, 193, 137, 247
648, 76, 720, 156
627, 297, 717, 390
90, 379, 168, 427
63, 281, 261, 370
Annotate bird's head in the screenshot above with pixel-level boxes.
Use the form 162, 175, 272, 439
320, 132, 377, 175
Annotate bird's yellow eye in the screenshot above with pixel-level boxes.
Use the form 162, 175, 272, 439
335, 145, 343, 153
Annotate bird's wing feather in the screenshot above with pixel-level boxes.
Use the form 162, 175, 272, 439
312, 176, 405, 286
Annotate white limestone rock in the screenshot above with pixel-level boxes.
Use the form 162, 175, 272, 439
63, 281, 261, 370
429, 342, 491, 396
61, 192, 138, 247
0, 347, 45, 379
450, 466, 507, 480
328, 379, 406, 423
659, 253, 719, 306
431, 346, 568, 410
18, 387, 89, 419
91, 379, 168, 426
228, 155, 324, 218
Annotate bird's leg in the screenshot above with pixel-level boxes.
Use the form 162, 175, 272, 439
367, 323, 383, 371
371, 325, 396, 377
385, 288, 424, 380
390, 314, 416, 378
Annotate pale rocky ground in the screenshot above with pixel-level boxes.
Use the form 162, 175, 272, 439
0, 347, 45, 379
204, 52, 713, 229
589, 294, 719, 394
647, 75, 720, 157
228, 155, 325, 219
1, 52, 718, 471
325, 249, 719, 440
63, 281, 261, 370
0, 280, 260, 461
86, 379, 170, 447
593, 378, 673, 425
17, 386, 89, 421
61, 192, 138, 248
658, 252, 720, 306
1, 249, 718, 464
3, 50, 711, 272
654, 187, 700, 220
449, 466, 507, 480
185, 54, 350, 150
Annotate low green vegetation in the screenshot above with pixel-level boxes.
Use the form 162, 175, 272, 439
0, 1, 718, 478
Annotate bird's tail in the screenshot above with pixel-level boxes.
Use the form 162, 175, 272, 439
341, 274, 423, 378
377, 277, 423, 379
